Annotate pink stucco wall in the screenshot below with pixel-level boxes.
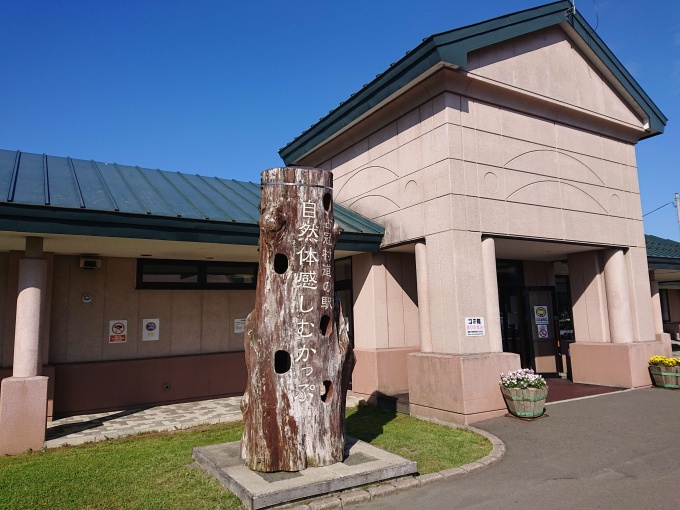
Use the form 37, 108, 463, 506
294, 25, 662, 412
351, 252, 419, 351
298, 26, 654, 359
0, 253, 254, 417
48, 255, 253, 364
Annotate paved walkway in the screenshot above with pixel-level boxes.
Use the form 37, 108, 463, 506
45, 396, 362, 448
354, 388, 680, 510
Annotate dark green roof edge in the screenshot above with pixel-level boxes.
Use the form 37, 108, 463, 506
280, 0, 666, 165
0, 148, 384, 251
0, 203, 383, 252
0, 203, 262, 245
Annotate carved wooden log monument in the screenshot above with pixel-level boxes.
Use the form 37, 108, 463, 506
241, 167, 356, 472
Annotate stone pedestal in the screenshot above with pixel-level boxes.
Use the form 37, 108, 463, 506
570, 341, 665, 388
407, 352, 520, 425
351, 347, 420, 399
0, 376, 48, 455
656, 333, 672, 357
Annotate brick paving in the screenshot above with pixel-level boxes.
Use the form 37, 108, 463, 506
45, 395, 361, 449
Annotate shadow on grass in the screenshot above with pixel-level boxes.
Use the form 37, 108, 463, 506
345, 402, 397, 444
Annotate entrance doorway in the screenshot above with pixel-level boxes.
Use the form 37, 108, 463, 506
525, 286, 561, 376
497, 260, 574, 378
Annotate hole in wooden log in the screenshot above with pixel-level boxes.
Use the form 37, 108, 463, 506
319, 315, 331, 336
274, 350, 291, 374
323, 193, 332, 211
273, 253, 288, 274
321, 380, 332, 402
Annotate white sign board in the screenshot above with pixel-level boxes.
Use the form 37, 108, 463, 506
142, 318, 160, 341
234, 318, 246, 334
537, 324, 549, 339
465, 317, 485, 337
109, 320, 127, 343
534, 306, 549, 325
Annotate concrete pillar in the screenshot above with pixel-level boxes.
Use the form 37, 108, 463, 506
602, 249, 634, 344
481, 237, 502, 353
649, 277, 664, 336
649, 274, 672, 356
415, 241, 432, 353
13, 258, 46, 377
0, 237, 48, 455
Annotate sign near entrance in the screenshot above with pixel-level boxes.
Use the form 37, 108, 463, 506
142, 319, 160, 341
234, 318, 246, 334
537, 324, 549, 339
109, 320, 127, 343
534, 306, 549, 325
465, 317, 485, 337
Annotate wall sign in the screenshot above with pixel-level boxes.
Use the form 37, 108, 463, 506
534, 306, 549, 325
142, 318, 160, 341
234, 318, 246, 334
465, 317, 485, 337
537, 324, 549, 339
109, 320, 127, 343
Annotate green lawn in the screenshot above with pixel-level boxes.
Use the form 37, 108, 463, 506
345, 405, 491, 474
0, 406, 491, 510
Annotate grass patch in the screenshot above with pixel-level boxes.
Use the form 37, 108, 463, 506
0, 406, 491, 509
0, 422, 245, 510
346, 405, 491, 474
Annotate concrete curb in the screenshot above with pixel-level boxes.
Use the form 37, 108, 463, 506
276, 424, 505, 509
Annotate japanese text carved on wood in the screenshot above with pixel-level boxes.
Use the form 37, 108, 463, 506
241, 167, 356, 472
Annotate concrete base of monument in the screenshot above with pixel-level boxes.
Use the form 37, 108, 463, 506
192, 437, 418, 510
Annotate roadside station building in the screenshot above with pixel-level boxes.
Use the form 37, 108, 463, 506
278, 0, 669, 423
0, 1, 671, 454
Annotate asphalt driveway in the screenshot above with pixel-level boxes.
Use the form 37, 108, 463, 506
354, 388, 680, 510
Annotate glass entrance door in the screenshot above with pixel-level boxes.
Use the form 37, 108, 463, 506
524, 286, 561, 376
500, 286, 531, 369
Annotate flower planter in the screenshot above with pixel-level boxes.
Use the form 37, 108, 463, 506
500, 385, 548, 418
648, 365, 680, 389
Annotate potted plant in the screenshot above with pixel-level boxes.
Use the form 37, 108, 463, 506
648, 356, 680, 389
499, 369, 548, 418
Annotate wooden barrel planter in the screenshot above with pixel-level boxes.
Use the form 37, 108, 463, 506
500, 385, 548, 418
648, 365, 680, 389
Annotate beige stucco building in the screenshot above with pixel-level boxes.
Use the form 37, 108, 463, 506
0, 1, 673, 454
279, 0, 670, 424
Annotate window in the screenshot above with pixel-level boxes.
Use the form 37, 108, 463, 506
661, 289, 671, 323
137, 259, 257, 290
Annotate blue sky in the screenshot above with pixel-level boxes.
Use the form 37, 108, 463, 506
1, 0, 678, 241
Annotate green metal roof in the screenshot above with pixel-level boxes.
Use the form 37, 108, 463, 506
646, 234, 680, 271
280, 0, 667, 165
0, 149, 384, 252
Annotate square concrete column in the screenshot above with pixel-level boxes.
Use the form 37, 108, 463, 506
407, 232, 520, 425
0, 376, 48, 455
0, 237, 49, 455
570, 249, 665, 388
408, 352, 520, 425
350, 252, 420, 399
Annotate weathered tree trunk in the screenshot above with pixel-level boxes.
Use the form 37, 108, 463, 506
241, 167, 356, 472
